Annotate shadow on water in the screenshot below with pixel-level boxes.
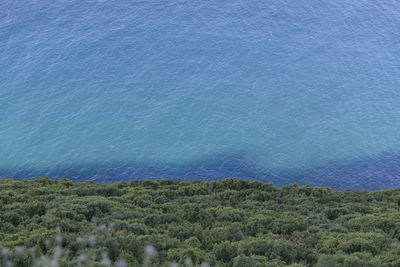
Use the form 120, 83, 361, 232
1, 150, 400, 190
294, 150, 400, 190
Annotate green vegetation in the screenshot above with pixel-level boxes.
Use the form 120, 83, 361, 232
0, 177, 399, 266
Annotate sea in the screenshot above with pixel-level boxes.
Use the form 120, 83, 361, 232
1, 0, 399, 190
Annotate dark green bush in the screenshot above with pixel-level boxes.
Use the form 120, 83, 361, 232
0, 178, 399, 266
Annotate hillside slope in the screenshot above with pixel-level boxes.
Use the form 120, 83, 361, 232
0, 178, 399, 266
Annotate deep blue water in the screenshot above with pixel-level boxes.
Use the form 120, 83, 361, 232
1, 0, 399, 190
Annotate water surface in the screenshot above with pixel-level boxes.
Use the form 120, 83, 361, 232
1, 0, 400, 189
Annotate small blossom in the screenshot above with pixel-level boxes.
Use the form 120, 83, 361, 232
1, 248, 10, 256
88, 235, 97, 247
49, 259, 59, 267
116, 259, 128, 267
15, 246, 24, 256
101, 252, 111, 266
99, 224, 107, 231
184, 258, 193, 266
53, 246, 62, 260
145, 245, 157, 258
55, 233, 62, 244
78, 253, 88, 262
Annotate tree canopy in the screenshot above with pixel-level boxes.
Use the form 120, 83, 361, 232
0, 178, 399, 266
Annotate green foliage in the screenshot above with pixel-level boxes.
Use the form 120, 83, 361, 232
0, 178, 399, 266
316, 253, 385, 267
213, 241, 238, 263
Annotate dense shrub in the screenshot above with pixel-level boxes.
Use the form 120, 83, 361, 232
0, 178, 399, 266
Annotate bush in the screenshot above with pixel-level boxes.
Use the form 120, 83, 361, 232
0, 178, 399, 266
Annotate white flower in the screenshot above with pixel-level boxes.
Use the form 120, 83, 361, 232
1, 248, 10, 256
116, 259, 128, 267
184, 258, 193, 266
88, 235, 97, 246
145, 245, 157, 257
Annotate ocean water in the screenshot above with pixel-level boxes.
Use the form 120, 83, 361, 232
1, 0, 399, 190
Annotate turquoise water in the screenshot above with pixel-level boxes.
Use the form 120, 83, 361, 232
1, 0, 399, 189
